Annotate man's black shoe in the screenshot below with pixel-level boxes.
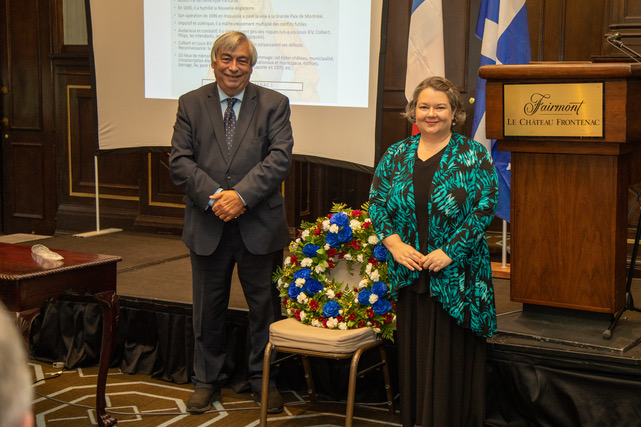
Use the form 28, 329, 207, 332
252, 387, 284, 414
186, 387, 222, 414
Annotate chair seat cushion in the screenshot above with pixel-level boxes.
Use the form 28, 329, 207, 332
269, 318, 378, 353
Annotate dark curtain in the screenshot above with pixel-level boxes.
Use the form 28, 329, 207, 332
28, 295, 398, 402
485, 346, 641, 426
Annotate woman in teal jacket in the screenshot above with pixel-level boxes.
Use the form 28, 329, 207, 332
369, 76, 498, 427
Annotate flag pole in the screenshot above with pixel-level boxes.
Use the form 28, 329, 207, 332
502, 219, 508, 268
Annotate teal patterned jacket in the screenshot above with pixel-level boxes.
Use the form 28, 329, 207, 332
369, 132, 499, 337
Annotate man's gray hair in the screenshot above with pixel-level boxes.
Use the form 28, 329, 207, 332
210, 31, 258, 66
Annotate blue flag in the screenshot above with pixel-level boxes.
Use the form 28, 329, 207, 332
471, 0, 531, 222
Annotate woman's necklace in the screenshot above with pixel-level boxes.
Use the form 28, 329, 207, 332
417, 133, 451, 161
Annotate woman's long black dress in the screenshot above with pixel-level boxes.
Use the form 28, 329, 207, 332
397, 148, 487, 427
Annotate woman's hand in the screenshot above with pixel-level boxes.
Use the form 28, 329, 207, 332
382, 235, 423, 271
419, 248, 453, 273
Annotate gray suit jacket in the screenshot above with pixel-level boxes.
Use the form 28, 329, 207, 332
169, 82, 293, 256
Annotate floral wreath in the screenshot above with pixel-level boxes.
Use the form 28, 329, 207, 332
275, 203, 396, 341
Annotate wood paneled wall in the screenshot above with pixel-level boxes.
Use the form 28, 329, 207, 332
2, 0, 640, 235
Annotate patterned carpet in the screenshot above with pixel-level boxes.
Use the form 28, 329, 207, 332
31, 360, 401, 426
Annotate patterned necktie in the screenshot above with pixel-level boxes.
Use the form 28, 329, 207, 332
224, 98, 237, 155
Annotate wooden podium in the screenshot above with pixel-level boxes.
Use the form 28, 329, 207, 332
480, 62, 641, 314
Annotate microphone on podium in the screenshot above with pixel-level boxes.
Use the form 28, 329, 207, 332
605, 32, 641, 63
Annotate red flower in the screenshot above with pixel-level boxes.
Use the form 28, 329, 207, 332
326, 248, 337, 257
358, 320, 367, 328
349, 312, 357, 321
310, 300, 319, 310
314, 228, 321, 236
327, 259, 335, 269
366, 308, 375, 319
363, 221, 371, 229
337, 315, 345, 322
290, 255, 299, 265
351, 209, 363, 218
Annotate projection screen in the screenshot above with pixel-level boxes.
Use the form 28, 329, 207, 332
89, 0, 384, 169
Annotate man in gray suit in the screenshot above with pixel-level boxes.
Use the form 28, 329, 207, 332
169, 30, 292, 415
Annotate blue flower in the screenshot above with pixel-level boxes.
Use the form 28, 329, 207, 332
293, 268, 311, 280
337, 226, 353, 243
288, 285, 302, 299
330, 212, 349, 227
325, 232, 340, 248
357, 289, 372, 306
373, 299, 392, 315
373, 244, 388, 262
305, 279, 323, 295
323, 300, 341, 318
302, 243, 320, 258
372, 281, 388, 297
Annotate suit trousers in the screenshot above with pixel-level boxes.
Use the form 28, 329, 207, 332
190, 220, 283, 392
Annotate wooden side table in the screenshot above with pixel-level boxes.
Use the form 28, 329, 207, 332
0, 243, 122, 427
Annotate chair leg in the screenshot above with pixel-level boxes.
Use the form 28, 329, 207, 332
345, 346, 368, 427
379, 344, 395, 415
300, 355, 316, 404
260, 342, 274, 427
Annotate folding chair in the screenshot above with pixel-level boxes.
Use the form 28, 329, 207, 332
259, 317, 395, 427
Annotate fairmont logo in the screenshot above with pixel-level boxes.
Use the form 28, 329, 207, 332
503, 82, 603, 137
524, 93, 585, 116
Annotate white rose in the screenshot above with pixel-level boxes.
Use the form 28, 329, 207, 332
300, 311, 307, 320
329, 224, 339, 233
322, 219, 331, 231
301, 230, 310, 239
356, 254, 363, 263
326, 318, 338, 329
284, 257, 291, 266
301, 258, 313, 267
326, 289, 335, 299
358, 279, 368, 289
370, 270, 380, 282
368, 235, 379, 245
314, 265, 326, 274
339, 322, 348, 330
369, 294, 379, 304
349, 219, 361, 230
295, 278, 306, 287
297, 293, 308, 303
344, 253, 352, 261
324, 243, 330, 250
